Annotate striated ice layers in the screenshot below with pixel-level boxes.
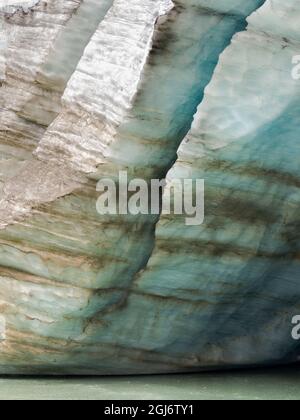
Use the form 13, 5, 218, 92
0, 0, 299, 374
0, 0, 83, 194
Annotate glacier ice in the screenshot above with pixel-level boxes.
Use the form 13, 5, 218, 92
0, 0, 299, 374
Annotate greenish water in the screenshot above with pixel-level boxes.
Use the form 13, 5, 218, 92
0, 366, 299, 400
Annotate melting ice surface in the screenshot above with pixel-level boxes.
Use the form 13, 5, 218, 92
38, 0, 114, 89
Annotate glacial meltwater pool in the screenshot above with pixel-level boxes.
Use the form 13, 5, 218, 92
0, 365, 299, 400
